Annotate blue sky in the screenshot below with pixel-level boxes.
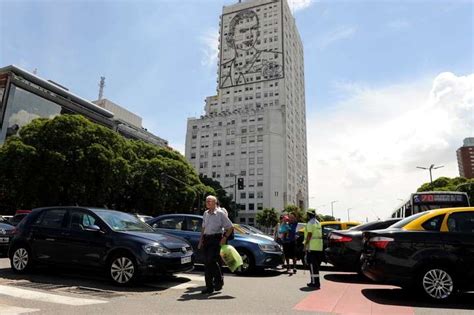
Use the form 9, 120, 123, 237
1, 0, 473, 220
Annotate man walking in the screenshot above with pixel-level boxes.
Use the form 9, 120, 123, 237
304, 209, 323, 289
198, 195, 234, 294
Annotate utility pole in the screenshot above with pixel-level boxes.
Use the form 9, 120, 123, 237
417, 164, 444, 184
330, 200, 338, 218
98, 76, 106, 100
347, 208, 352, 221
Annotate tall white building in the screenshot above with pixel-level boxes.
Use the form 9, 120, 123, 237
185, 0, 308, 224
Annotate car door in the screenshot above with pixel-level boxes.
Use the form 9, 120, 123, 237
150, 216, 186, 239
62, 209, 107, 267
182, 217, 204, 262
29, 208, 69, 263
443, 211, 474, 289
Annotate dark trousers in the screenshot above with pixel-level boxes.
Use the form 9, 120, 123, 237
202, 234, 223, 290
307, 251, 322, 287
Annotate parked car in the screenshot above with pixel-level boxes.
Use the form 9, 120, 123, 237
9, 210, 32, 226
235, 224, 274, 241
0, 222, 16, 257
147, 214, 283, 274
325, 218, 401, 271
295, 221, 361, 263
361, 207, 474, 301
9, 207, 193, 285
135, 214, 153, 223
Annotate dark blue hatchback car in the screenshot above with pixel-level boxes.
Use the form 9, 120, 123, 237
147, 214, 283, 274
9, 207, 193, 285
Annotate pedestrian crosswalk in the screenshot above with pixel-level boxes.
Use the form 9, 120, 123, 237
0, 272, 205, 314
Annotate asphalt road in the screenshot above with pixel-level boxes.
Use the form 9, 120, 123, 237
0, 258, 472, 314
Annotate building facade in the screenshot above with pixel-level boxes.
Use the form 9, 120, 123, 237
185, 0, 308, 224
457, 137, 474, 179
0, 65, 168, 148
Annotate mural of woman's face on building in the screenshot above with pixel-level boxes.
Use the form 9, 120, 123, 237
227, 10, 259, 52
234, 16, 259, 51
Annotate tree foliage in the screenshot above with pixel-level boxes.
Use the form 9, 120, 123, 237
0, 115, 211, 215
282, 204, 305, 222
256, 208, 279, 228
199, 175, 235, 219
416, 176, 474, 206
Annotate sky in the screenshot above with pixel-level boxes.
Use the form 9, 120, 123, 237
1, 0, 473, 221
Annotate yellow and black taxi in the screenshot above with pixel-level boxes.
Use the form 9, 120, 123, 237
361, 207, 474, 301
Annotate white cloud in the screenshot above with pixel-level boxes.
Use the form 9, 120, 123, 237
199, 28, 219, 67
289, 0, 315, 12
319, 26, 356, 50
308, 72, 473, 222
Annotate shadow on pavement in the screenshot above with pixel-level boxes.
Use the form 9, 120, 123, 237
0, 264, 195, 294
362, 288, 474, 310
178, 286, 236, 301
324, 272, 374, 285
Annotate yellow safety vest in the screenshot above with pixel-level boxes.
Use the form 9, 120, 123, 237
304, 219, 323, 251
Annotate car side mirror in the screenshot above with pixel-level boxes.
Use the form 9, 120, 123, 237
85, 225, 102, 233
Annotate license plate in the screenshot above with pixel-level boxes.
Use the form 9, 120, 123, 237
0, 237, 9, 243
181, 256, 192, 264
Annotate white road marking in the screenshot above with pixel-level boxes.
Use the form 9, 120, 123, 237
174, 273, 204, 282
0, 303, 39, 314
0, 285, 108, 306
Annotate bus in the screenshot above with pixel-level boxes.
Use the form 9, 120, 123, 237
391, 191, 470, 218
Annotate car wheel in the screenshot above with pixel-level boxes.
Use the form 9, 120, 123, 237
235, 249, 255, 275
418, 266, 456, 301
109, 254, 137, 285
10, 246, 33, 273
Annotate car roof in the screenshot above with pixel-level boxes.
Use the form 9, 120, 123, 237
403, 207, 474, 231
155, 213, 203, 219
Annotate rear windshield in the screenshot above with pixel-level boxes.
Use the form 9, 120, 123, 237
390, 212, 428, 229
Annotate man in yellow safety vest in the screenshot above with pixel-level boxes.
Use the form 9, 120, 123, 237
304, 208, 323, 289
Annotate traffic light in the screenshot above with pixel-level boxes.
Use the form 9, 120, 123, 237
238, 178, 244, 190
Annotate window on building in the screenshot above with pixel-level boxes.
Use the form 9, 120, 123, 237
248, 192, 255, 199
249, 204, 255, 211
257, 203, 263, 210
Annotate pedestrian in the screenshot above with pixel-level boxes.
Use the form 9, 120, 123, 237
283, 213, 298, 273
198, 195, 234, 294
304, 209, 323, 289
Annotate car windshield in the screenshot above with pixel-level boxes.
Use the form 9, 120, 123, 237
390, 212, 428, 229
93, 210, 154, 232
242, 224, 264, 234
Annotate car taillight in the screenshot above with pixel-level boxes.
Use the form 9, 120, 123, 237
329, 234, 352, 243
368, 236, 394, 249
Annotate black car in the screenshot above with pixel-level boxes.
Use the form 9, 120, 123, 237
361, 207, 474, 301
0, 222, 15, 257
325, 219, 400, 272
9, 207, 193, 285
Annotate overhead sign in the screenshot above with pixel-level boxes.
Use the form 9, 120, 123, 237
413, 194, 466, 204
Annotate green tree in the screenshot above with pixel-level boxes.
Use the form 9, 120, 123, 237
0, 115, 213, 215
416, 176, 473, 206
199, 175, 235, 219
282, 204, 304, 222
256, 208, 279, 231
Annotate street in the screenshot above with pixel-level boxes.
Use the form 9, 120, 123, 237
0, 258, 472, 315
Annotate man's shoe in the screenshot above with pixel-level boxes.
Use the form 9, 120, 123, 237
214, 283, 223, 291
307, 283, 320, 289
201, 288, 214, 294
293, 268, 297, 273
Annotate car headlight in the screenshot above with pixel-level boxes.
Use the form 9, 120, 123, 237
143, 243, 171, 256
259, 244, 281, 252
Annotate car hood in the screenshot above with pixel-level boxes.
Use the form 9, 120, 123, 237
120, 231, 189, 249
234, 233, 279, 245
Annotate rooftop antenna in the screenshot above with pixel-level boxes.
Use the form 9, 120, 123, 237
98, 76, 106, 100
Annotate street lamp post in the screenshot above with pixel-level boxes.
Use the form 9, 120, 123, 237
416, 164, 444, 184
347, 208, 352, 221
330, 200, 338, 218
